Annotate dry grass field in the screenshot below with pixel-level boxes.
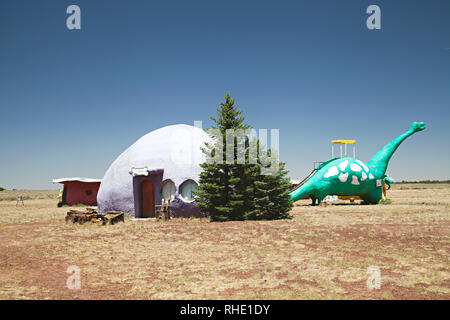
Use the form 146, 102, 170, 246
0, 184, 448, 300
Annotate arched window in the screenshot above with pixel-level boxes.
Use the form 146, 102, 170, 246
161, 180, 176, 202
179, 180, 198, 202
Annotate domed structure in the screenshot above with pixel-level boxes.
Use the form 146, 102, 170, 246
97, 124, 211, 217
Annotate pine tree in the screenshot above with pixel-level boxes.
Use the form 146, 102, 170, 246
256, 161, 293, 220
245, 148, 293, 220
195, 92, 251, 221
196, 92, 293, 221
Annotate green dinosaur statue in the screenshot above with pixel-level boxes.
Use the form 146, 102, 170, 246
290, 122, 426, 205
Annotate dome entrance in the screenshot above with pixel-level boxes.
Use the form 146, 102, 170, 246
141, 180, 155, 217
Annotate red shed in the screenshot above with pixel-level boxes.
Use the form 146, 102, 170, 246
53, 178, 101, 206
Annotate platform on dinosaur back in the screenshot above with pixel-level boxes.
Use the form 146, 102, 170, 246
331, 140, 356, 144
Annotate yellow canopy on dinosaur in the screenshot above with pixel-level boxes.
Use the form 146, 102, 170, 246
331, 139, 356, 144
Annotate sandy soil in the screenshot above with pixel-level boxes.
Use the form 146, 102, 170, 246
0, 184, 448, 299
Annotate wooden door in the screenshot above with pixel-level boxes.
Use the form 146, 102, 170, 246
141, 180, 155, 217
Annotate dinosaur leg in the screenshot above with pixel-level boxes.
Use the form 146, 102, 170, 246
316, 192, 328, 205
370, 188, 383, 204
361, 195, 374, 204
310, 195, 317, 206
362, 189, 382, 204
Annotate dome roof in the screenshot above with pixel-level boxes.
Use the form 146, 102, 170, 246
97, 124, 211, 215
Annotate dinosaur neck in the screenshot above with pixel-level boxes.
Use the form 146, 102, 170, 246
368, 129, 415, 177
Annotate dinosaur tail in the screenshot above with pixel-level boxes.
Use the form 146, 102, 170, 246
290, 182, 314, 202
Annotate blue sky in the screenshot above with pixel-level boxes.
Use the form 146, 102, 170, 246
0, 0, 449, 189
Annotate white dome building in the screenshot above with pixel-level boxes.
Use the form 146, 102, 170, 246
97, 124, 211, 218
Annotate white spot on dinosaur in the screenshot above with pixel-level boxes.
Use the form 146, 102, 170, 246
324, 166, 339, 178
351, 175, 360, 185
339, 172, 349, 183
361, 172, 367, 181
338, 160, 349, 171
369, 173, 375, 179
350, 163, 362, 172
356, 160, 369, 172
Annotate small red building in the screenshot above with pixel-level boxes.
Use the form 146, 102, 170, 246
53, 178, 101, 206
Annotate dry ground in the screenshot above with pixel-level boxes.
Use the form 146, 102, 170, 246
0, 184, 448, 300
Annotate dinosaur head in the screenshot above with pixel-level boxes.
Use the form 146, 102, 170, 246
368, 121, 426, 177
409, 122, 426, 133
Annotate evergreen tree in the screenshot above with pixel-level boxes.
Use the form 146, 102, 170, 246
196, 92, 293, 221
195, 92, 251, 221
245, 148, 293, 220
253, 162, 293, 220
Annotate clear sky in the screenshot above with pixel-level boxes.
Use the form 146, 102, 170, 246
1, 0, 449, 189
